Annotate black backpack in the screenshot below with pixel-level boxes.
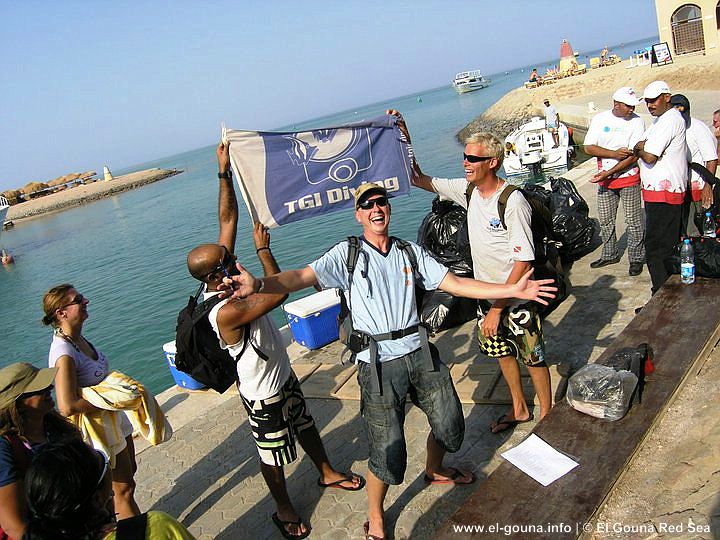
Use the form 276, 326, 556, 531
466, 183, 570, 317
174, 284, 267, 393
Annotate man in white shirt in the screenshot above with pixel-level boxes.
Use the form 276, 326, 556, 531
584, 87, 646, 276
633, 81, 688, 294
670, 94, 718, 236
544, 99, 560, 148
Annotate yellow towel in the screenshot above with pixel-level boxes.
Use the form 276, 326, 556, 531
72, 371, 172, 466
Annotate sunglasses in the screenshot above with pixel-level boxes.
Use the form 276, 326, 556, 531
60, 294, 85, 310
207, 247, 236, 278
358, 196, 389, 210
73, 450, 110, 511
463, 153, 494, 163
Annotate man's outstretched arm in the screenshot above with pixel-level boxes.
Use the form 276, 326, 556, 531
221, 264, 319, 299
438, 269, 556, 305
386, 108, 437, 193
217, 142, 239, 252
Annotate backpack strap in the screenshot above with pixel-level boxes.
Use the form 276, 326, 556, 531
465, 182, 475, 207
497, 184, 520, 229
3, 434, 31, 475
115, 512, 148, 540
392, 237, 419, 279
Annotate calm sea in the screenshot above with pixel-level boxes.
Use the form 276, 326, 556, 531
0, 38, 656, 395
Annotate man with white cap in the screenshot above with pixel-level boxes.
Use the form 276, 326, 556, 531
633, 80, 688, 294
670, 94, 717, 236
584, 87, 646, 276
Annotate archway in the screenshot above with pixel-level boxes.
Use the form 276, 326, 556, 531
671, 4, 705, 55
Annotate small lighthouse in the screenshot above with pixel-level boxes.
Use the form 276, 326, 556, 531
103, 166, 113, 181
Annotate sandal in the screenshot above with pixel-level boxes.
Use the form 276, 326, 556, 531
271, 512, 310, 539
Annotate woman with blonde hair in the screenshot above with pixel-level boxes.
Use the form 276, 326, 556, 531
42, 284, 140, 520
0, 362, 78, 539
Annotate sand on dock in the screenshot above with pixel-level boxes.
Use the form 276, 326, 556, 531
459, 53, 720, 142
5, 168, 182, 223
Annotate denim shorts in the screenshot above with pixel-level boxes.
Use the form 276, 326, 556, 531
358, 346, 464, 485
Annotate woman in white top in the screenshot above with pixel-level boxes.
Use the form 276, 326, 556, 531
42, 284, 140, 520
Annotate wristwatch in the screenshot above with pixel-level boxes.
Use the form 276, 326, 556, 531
218, 170, 232, 179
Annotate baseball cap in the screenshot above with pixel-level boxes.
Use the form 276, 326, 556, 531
670, 94, 691, 127
354, 183, 387, 209
612, 87, 641, 107
642, 81, 671, 100
0, 363, 57, 410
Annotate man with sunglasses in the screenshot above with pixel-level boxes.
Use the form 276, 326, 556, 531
398, 114, 553, 437
219, 181, 556, 540
185, 142, 363, 540
633, 81, 688, 295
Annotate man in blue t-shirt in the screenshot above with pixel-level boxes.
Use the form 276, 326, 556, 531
221, 183, 556, 539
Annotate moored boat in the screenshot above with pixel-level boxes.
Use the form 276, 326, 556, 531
503, 117, 571, 178
452, 70, 491, 94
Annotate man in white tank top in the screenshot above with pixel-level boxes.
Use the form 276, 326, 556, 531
184, 143, 364, 539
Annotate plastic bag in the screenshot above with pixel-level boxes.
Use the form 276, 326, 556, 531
548, 177, 597, 262
566, 364, 638, 421
665, 236, 720, 278
419, 290, 477, 333
417, 196, 473, 275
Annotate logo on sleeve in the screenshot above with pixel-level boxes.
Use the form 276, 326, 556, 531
514, 246, 522, 253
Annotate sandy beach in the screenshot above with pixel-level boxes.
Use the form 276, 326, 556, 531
459, 53, 720, 141
4, 168, 182, 223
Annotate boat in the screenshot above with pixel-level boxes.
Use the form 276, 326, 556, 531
503, 117, 571, 178
0, 196, 9, 238
452, 70, 491, 94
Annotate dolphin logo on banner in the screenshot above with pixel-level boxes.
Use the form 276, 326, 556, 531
225, 115, 412, 228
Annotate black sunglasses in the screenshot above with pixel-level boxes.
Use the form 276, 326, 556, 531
207, 247, 235, 278
463, 153, 494, 163
60, 294, 84, 310
358, 196, 389, 210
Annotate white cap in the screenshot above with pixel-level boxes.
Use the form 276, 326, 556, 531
612, 87, 641, 106
642, 81, 671, 100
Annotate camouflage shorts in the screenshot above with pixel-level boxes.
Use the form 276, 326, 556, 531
476, 302, 546, 366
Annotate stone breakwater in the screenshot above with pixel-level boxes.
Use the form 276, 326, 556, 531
458, 54, 720, 142
6, 168, 182, 222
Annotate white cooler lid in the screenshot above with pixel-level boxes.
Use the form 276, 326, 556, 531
284, 289, 340, 317
163, 341, 176, 353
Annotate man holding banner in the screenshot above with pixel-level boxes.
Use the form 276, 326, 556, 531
219, 182, 556, 540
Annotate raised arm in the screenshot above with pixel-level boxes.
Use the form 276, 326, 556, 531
438, 268, 556, 305
217, 142, 238, 252
386, 109, 436, 193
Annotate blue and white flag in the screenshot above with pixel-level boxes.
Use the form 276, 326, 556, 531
225, 115, 413, 228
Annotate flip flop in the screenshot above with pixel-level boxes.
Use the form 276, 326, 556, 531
317, 472, 366, 491
363, 520, 385, 540
423, 467, 476, 485
490, 412, 534, 434
271, 512, 310, 540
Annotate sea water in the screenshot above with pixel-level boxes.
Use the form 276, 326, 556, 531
0, 38, 656, 394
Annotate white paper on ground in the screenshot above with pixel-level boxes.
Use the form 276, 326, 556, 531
500, 433, 579, 486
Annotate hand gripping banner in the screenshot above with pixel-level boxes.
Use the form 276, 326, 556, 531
224, 114, 413, 228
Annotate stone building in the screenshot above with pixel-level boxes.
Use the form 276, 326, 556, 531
655, 1, 720, 56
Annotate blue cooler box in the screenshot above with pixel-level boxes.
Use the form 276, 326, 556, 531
284, 289, 341, 350
163, 341, 206, 390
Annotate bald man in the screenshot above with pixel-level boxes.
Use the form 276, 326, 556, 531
185, 143, 364, 540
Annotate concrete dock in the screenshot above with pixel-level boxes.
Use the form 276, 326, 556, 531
134, 157, 720, 539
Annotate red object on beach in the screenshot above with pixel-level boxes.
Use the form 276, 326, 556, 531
560, 39, 574, 60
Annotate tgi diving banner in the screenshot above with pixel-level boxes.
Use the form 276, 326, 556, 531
225, 115, 413, 228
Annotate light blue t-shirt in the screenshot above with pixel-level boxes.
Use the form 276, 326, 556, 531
310, 237, 448, 363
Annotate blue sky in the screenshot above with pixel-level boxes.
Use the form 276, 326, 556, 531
0, 0, 657, 191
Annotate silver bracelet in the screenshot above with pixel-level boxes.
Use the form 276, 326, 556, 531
257, 278, 265, 293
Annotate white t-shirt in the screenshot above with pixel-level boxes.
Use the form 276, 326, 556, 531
48, 334, 109, 387
584, 110, 645, 186
544, 105, 558, 127
205, 291, 291, 401
686, 116, 718, 196
431, 178, 534, 305
639, 108, 688, 204
310, 238, 448, 363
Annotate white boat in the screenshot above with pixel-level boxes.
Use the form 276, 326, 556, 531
0, 196, 9, 235
503, 117, 571, 177
452, 70, 491, 94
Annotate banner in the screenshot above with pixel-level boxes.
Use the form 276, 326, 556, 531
225, 115, 413, 228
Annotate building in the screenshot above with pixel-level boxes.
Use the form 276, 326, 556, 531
655, 1, 720, 56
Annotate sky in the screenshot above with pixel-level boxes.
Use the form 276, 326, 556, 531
0, 0, 658, 191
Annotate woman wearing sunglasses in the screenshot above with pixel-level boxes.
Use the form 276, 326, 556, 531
23, 438, 194, 540
42, 284, 140, 520
0, 363, 79, 539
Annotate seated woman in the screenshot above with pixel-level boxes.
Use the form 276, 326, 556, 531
23, 438, 195, 540
42, 284, 140, 520
0, 363, 78, 539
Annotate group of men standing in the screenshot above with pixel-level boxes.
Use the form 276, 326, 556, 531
584, 80, 717, 296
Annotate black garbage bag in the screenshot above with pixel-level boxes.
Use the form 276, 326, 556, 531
417, 196, 473, 275
419, 289, 478, 334
548, 177, 598, 262
689, 162, 720, 233
665, 236, 720, 278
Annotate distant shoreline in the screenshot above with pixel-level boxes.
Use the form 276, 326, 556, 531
5, 168, 182, 224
